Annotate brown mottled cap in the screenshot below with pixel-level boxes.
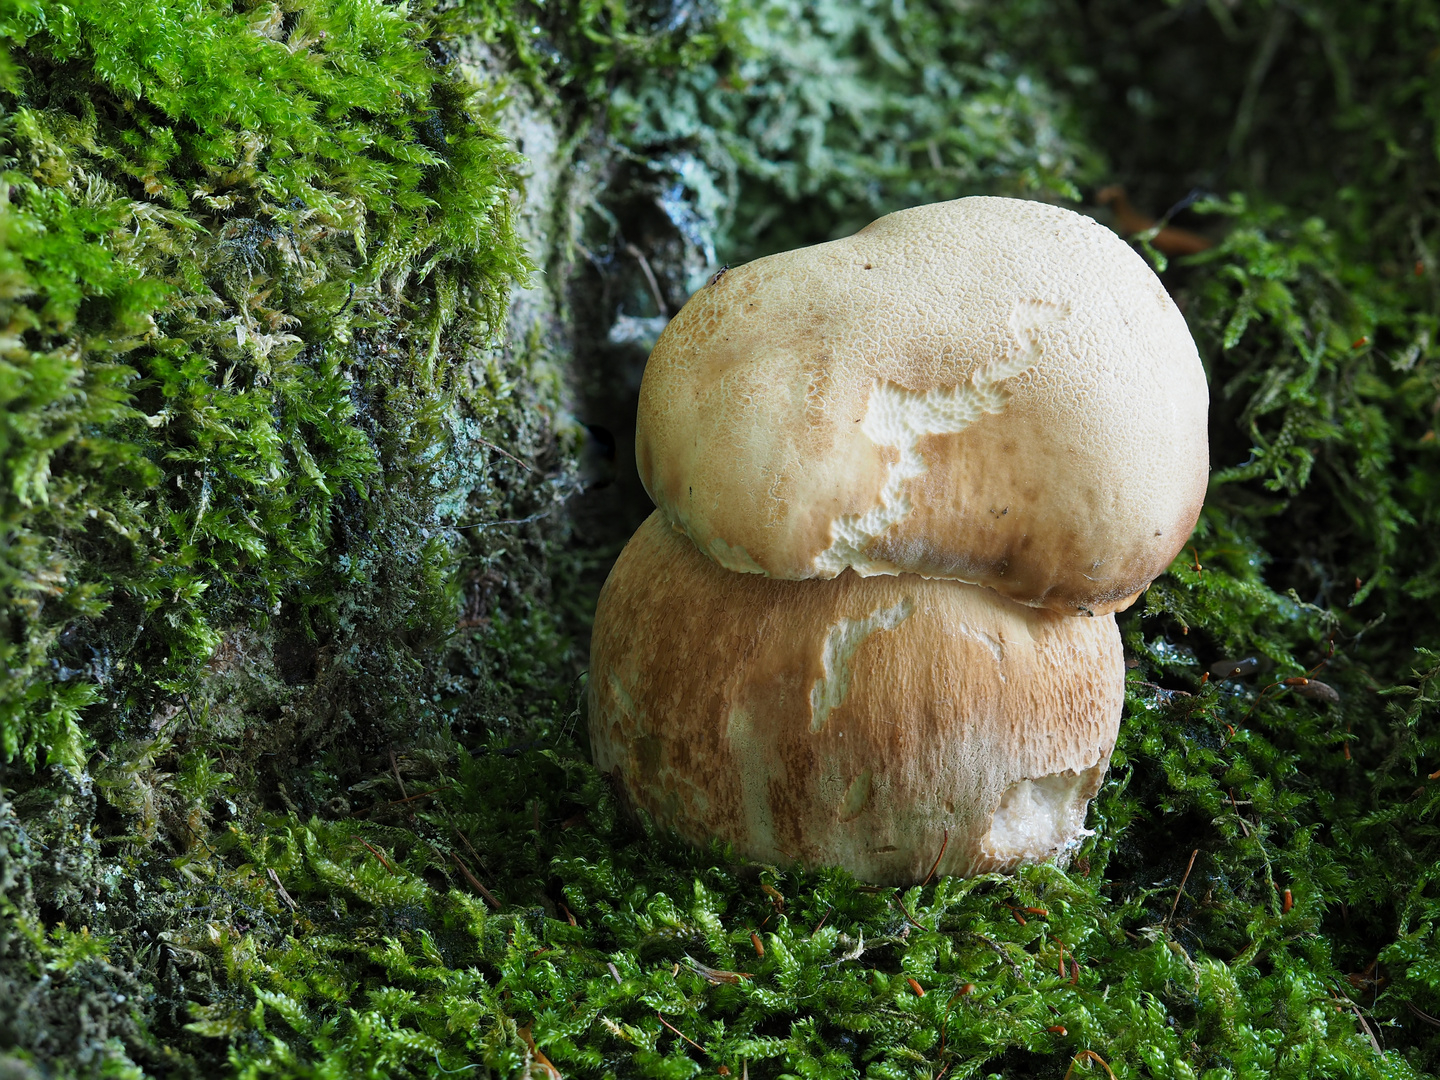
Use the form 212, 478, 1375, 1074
588, 512, 1125, 884
635, 196, 1209, 615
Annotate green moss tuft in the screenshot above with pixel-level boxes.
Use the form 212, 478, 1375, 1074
0, 0, 532, 768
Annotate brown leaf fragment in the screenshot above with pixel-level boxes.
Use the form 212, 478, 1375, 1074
685, 957, 752, 985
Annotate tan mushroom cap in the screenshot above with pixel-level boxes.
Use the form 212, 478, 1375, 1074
636, 196, 1209, 616
589, 512, 1124, 884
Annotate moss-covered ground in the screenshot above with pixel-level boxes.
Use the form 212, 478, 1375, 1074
1, 0, 1438, 1076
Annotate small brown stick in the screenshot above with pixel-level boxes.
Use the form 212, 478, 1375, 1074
1354, 1004, 1384, 1055
1228, 789, 1251, 838
656, 1011, 706, 1054
517, 1027, 561, 1079
355, 787, 444, 816
1166, 849, 1200, 926
625, 244, 669, 318
1247, 681, 1281, 717
1063, 1050, 1117, 1080
607, 962, 623, 985
1332, 993, 1384, 1055
921, 828, 950, 888
889, 897, 927, 933
1249, 654, 1335, 716
359, 838, 396, 874
389, 748, 409, 800
449, 853, 502, 910
1405, 1000, 1440, 1028
449, 822, 490, 875
811, 906, 834, 935
267, 867, 298, 910
477, 437, 535, 473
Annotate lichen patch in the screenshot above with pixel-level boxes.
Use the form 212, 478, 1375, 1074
839, 768, 874, 822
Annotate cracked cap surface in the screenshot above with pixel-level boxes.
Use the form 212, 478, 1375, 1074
636, 196, 1209, 615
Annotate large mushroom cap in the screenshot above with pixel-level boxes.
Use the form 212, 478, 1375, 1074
589, 512, 1125, 884
636, 196, 1209, 615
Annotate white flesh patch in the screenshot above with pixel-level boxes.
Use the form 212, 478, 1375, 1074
814, 300, 1066, 576
707, 534, 766, 574
981, 766, 1101, 865
809, 597, 914, 732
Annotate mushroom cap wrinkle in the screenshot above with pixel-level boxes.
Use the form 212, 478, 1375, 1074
589, 512, 1125, 885
636, 196, 1209, 615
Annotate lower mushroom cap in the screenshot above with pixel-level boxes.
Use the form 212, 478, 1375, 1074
589, 512, 1125, 884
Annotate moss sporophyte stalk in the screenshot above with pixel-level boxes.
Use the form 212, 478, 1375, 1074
2, 0, 1439, 1078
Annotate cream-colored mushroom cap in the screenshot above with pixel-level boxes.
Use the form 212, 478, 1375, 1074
636, 196, 1209, 615
589, 512, 1124, 884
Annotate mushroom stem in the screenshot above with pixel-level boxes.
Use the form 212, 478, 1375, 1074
588, 513, 1124, 884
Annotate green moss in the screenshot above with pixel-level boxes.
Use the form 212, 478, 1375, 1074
0, 0, 561, 1072
611, 0, 1097, 264
0, 0, 535, 769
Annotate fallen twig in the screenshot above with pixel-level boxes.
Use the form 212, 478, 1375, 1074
1406, 1000, 1440, 1028
921, 828, 950, 888
811, 906, 834, 935
625, 243, 669, 318
449, 853, 502, 910
477, 437, 535, 473
358, 838, 395, 874
267, 867, 298, 911
1227, 789, 1251, 838
1166, 849, 1199, 926
656, 1011, 706, 1054
1063, 1050, 1117, 1080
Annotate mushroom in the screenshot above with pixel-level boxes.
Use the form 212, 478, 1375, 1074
635, 196, 1208, 616
591, 196, 1208, 883
589, 513, 1124, 884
